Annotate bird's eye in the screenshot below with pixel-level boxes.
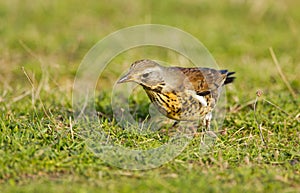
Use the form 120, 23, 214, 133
142, 72, 150, 78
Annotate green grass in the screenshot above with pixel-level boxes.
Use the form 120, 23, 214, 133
1, 0, 300, 192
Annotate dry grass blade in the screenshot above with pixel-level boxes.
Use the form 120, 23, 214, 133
253, 90, 266, 146
269, 47, 297, 99
20, 40, 51, 120
22, 66, 36, 106
10, 90, 32, 105
69, 116, 74, 141
230, 99, 256, 113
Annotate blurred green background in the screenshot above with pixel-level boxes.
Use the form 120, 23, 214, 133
0, 0, 299, 192
1, 0, 299, 93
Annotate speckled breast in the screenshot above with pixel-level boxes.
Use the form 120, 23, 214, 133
144, 89, 212, 121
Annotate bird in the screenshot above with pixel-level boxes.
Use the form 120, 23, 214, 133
117, 59, 235, 130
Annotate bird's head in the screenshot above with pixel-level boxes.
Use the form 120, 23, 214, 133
117, 59, 165, 87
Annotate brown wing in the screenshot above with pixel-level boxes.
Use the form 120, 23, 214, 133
174, 67, 227, 95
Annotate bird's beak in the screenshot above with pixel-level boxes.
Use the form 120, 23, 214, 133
117, 72, 132, 84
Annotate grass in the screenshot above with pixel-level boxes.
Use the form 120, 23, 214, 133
0, 0, 300, 192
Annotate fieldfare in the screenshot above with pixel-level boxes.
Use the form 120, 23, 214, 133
118, 59, 235, 130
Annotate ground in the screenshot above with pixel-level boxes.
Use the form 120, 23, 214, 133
0, 0, 299, 192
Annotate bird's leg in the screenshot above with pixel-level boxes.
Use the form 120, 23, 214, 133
201, 113, 211, 132
168, 121, 181, 136
160, 121, 179, 136
204, 112, 212, 130
172, 121, 179, 127
200, 112, 212, 142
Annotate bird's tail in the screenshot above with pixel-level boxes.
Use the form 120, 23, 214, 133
219, 70, 235, 85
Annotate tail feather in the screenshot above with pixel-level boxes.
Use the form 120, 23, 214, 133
220, 70, 235, 85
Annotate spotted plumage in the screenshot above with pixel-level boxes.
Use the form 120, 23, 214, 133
118, 59, 235, 129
